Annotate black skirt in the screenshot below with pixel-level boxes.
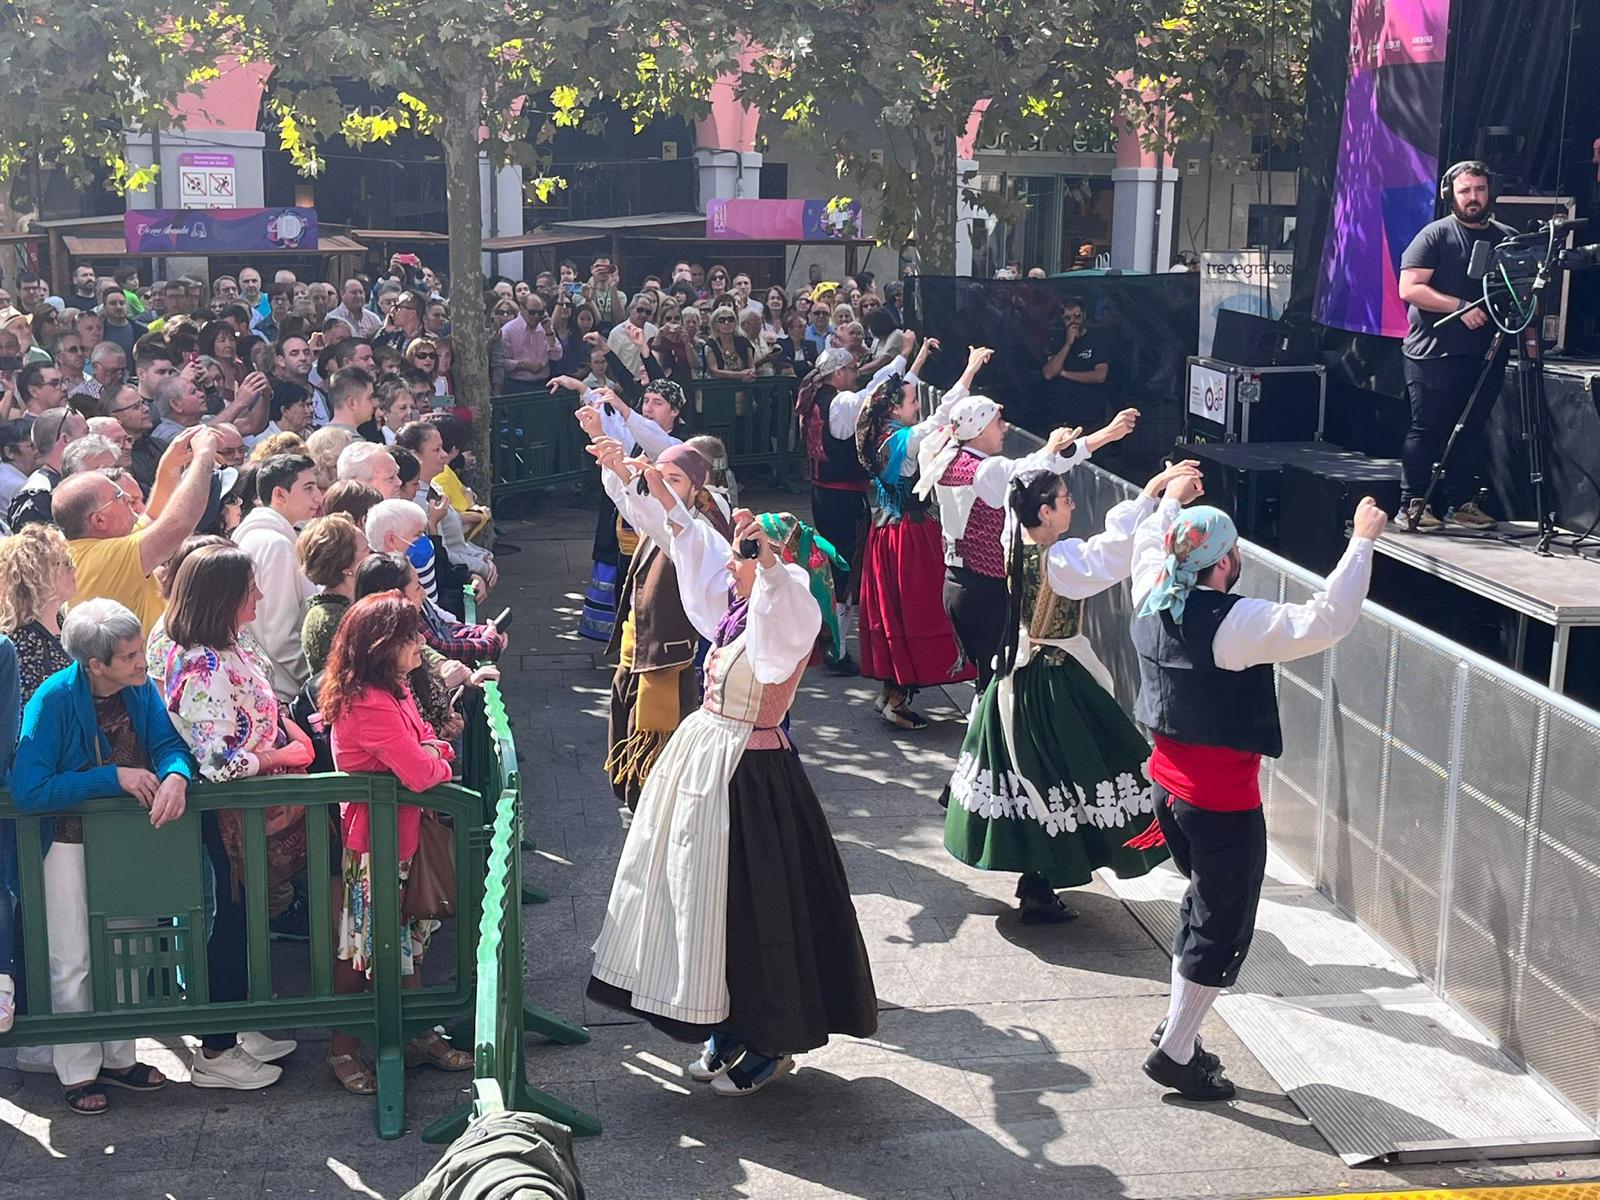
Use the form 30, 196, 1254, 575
588, 745, 879, 1055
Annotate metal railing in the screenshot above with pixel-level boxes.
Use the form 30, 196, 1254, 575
490, 376, 805, 498
1068, 461, 1600, 1133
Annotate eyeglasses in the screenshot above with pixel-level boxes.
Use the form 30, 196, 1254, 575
715, 316, 735, 324
413, 351, 437, 361
110, 397, 148, 416
91, 485, 132, 515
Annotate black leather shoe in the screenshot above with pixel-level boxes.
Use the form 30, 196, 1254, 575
1142, 1047, 1235, 1100
1150, 1018, 1221, 1071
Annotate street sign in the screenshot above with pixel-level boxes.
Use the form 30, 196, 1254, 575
177, 152, 237, 209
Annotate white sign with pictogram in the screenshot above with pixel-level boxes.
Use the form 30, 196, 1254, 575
177, 152, 237, 209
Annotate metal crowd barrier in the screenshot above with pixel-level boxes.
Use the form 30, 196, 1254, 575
1067, 461, 1600, 1133
491, 376, 804, 498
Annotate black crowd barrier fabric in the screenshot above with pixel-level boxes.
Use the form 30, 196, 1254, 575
911, 274, 1200, 476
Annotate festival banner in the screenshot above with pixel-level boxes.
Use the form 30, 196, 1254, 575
1200, 250, 1293, 356
1312, 0, 1451, 338
707, 198, 863, 241
124, 207, 318, 254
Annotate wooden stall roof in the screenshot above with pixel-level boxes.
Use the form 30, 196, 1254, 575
64, 234, 369, 257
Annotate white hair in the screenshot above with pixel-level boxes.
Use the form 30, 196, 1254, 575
87, 416, 124, 442
337, 440, 392, 485
364, 497, 424, 551
62, 598, 143, 666
61, 434, 120, 476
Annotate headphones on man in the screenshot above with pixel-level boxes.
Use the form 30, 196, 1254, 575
1440, 160, 1494, 202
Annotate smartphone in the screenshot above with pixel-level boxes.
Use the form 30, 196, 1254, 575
564, 281, 583, 297
0, 355, 21, 372
738, 538, 761, 560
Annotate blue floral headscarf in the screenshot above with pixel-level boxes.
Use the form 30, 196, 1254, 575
1136, 505, 1238, 623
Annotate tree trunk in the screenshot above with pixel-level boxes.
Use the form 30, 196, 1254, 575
913, 123, 960, 277
439, 76, 494, 490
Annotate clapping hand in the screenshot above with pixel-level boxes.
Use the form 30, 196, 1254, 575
1046, 425, 1083, 456
1144, 459, 1204, 503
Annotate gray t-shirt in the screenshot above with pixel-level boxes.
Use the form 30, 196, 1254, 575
1401, 215, 1515, 360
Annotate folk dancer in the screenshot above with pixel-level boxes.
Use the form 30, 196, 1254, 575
944, 462, 1202, 923
588, 463, 877, 1095
1130, 495, 1385, 1098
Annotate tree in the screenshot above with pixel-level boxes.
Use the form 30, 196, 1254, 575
229, 0, 736, 473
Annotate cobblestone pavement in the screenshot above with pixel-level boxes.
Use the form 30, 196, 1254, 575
2, 499, 1597, 1198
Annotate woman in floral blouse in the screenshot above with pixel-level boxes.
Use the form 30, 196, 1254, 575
158, 544, 316, 1086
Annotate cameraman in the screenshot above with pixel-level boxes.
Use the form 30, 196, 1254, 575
1396, 161, 1515, 530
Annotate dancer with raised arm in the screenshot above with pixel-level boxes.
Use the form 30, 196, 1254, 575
944, 461, 1202, 923
854, 342, 990, 729
917, 400, 1140, 694
1131, 493, 1386, 1099
588, 455, 876, 1096
580, 425, 730, 808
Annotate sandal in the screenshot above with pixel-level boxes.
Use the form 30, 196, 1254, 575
882, 702, 928, 732
97, 1062, 167, 1092
405, 1031, 473, 1072
65, 1082, 109, 1115
327, 1053, 378, 1095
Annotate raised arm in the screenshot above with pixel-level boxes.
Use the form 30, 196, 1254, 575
139, 428, 221, 575
1211, 500, 1384, 670
662, 497, 736, 642
736, 513, 822, 685
1044, 492, 1158, 599
1131, 466, 1206, 608
969, 424, 1087, 508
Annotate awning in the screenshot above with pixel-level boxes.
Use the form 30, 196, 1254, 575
549, 212, 707, 233
352, 228, 451, 242
64, 234, 369, 257
481, 230, 608, 251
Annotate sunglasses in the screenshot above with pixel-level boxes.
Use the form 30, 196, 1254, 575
715, 316, 735, 323
413, 351, 437, 360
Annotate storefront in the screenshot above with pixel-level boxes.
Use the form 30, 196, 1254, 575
967, 124, 1120, 275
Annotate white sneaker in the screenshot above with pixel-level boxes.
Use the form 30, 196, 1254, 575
238, 1031, 297, 1063
190, 1046, 283, 1090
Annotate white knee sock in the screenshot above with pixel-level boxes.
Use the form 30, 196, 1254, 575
1159, 958, 1220, 1065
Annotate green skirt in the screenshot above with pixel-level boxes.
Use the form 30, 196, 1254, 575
944, 649, 1169, 888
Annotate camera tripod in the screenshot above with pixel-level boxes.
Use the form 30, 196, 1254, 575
1408, 238, 1559, 554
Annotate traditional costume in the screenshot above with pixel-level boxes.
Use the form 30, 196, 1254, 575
944, 484, 1172, 917
916, 397, 1087, 693
599, 440, 730, 808
1130, 502, 1374, 1099
589, 509, 877, 1095
855, 374, 975, 726
578, 386, 685, 642
794, 349, 907, 669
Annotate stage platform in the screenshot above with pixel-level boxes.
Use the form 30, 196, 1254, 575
1375, 522, 1600, 690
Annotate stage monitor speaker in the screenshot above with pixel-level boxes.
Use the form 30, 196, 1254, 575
1212, 310, 1320, 367
1183, 441, 1328, 547
1279, 455, 1403, 575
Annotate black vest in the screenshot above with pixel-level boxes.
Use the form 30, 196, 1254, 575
1132, 590, 1283, 757
817, 389, 870, 486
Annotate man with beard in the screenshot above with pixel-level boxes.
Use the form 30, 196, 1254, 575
1396, 161, 1516, 530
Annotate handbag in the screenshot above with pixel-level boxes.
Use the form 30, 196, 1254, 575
402, 812, 456, 921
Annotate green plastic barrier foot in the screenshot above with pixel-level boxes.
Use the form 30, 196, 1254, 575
524, 1002, 590, 1045
513, 1074, 602, 1138
375, 1044, 407, 1140
421, 1101, 471, 1145
520, 836, 536, 852
520, 881, 550, 905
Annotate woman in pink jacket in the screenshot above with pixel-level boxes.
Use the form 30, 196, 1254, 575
319, 592, 471, 1095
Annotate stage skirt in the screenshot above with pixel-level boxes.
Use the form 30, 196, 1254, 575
589, 716, 878, 1055
857, 516, 975, 688
944, 640, 1168, 888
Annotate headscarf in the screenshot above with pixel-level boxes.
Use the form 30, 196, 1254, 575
643, 378, 686, 412
914, 394, 1002, 499
757, 512, 849, 660
794, 348, 856, 478
1135, 505, 1238, 624
657, 442, 709, 492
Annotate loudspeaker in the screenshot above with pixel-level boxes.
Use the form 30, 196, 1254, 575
1212, 310, 1281, 367
1184, 440, 1327, 547
1279, 455, 1403, 574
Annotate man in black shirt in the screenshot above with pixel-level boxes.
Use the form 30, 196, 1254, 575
1042, 295, 1110, 430
1396, 161, 1516, 530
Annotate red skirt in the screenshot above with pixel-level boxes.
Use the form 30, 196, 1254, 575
857, 517, 976, 688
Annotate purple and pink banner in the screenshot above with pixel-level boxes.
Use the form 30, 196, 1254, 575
124, 207, 318, 254
707, 198, 863, 241
1312, 0, 1451, 338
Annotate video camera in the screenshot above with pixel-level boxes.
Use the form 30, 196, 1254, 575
1464, 217, 1600, 337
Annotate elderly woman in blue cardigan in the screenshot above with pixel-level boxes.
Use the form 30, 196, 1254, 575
8, 597, 194, 1116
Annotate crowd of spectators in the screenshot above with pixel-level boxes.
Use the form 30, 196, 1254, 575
0, 256, 507, 1115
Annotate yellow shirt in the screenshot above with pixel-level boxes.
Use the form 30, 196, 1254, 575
434, 465, 474, 513
67, 530, 165, 635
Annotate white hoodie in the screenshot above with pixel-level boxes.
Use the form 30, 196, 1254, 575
233, 504, 319, 702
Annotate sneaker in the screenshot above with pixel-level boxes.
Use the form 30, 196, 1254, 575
1447, 500, 1498, 530
1142, 1046, 1235, 1101
1396, 499, 1443, 531
269, 894, 310, 942
687, 1034, 746, 1083
238, 1031, 298, 1063
1150, 1019, 1221, 1071
823, 652, 859, 677
710, 1052, 795, 1096
190, 1046, 283, 1091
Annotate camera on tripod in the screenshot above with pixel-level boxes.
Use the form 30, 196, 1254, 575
1469, 217, 1600, 336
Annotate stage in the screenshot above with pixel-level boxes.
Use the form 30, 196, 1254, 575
1374, 522, 1600, 691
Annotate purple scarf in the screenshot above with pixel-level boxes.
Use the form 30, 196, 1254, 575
712, 591, 750, 648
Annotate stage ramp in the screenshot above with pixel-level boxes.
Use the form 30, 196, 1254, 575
1108, 852, 1598, 1165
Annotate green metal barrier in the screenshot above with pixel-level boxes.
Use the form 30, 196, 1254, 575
421, 681, 599, 1143
491, 376, 804, 498
0, 773, 483, 1139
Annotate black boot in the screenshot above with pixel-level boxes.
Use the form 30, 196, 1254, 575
1015, 873, 1079, 924
1150, 1018, 1221, 1071
1142, 1047, 1236, 1101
